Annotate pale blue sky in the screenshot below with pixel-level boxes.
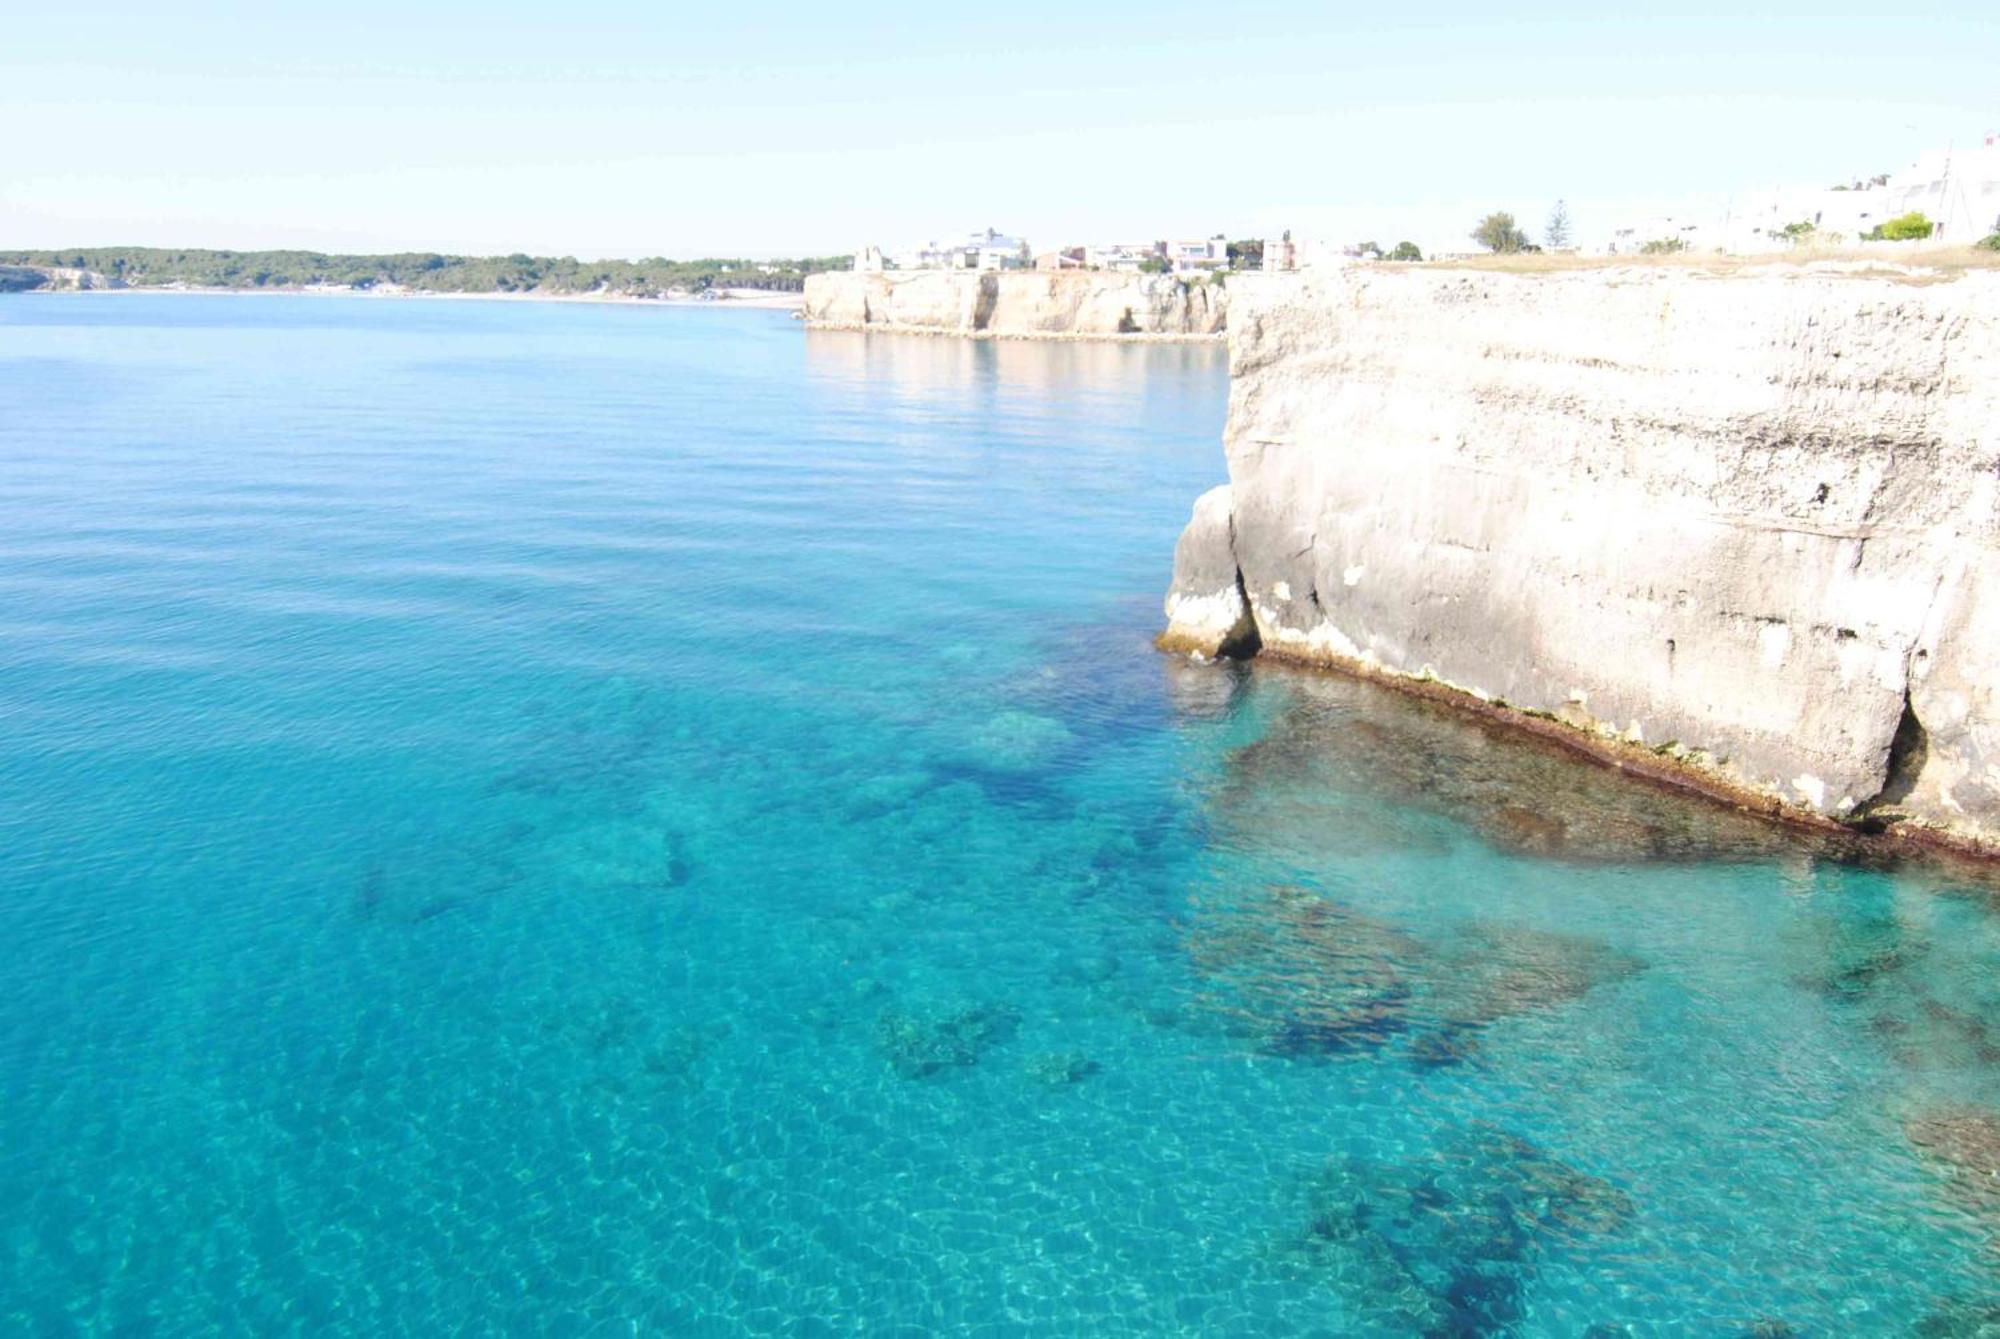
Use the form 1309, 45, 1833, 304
4, 1, 1996, 257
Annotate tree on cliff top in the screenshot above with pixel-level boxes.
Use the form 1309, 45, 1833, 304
1543, 200, 1572, 251
1388, 241, 1423, 261
1866, 212, 1934, 241
1471, 212, 1530, 254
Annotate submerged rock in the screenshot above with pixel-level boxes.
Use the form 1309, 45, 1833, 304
1179, 884, 1642, 1067
1488, 803, 1573, 857
1275, 1127, 1636, 1336
1917, 1297, 2000, 1337
1428, 923, 1646, 1031
639, 1024, 716, 1085
876, 1003, 1022, 1079
1051, 952, 1121, 987
1802, 939, 1928, 1002
1451, 1128, 1638, 1240
1182, 884, 1418, 1060
1407, 1023, 1485, 1070
962, 710, 1077, 775
1207, 662, 1855, 869
1855, 988, 2000, 1076
1787, 904, 1931, 1004
1024, 1051, 1100, 1086
533, 817, 692, 892
1905, 1105, 2000, 1232
1262, 1004, 1410, 1060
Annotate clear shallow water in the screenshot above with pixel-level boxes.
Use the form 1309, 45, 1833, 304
3, 294, 2000, 1336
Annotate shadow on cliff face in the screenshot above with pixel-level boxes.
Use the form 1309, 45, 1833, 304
1205, 660, 1919, 870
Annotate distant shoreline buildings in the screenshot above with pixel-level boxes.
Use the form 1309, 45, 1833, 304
857, 229, 1231, 275
853, 134, 2000, 278
1598, 132, 2000, 255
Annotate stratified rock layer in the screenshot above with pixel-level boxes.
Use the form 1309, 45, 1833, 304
802, 270, 1226, 339
1164, 267, 2000, 847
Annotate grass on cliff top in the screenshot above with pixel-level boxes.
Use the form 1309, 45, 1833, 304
1419, 241, 2000, 281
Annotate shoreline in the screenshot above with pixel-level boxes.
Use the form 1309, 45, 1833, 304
16, 283, 805, 309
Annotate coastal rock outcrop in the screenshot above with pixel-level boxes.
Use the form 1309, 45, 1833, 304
1163, 266, 2000, 848
802, 270, 1226, 339
1158, 485, 1259, 658
9, 265, 117, 291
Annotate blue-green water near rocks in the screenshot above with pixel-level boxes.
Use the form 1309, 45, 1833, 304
5, 294, 2000, 1336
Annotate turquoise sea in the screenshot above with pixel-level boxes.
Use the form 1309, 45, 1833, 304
5, 294, 2000, 1336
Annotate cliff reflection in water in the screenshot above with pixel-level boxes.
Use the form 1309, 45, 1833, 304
802, 326, 1226, 409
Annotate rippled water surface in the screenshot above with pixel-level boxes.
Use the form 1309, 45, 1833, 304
6, 294, 2000, 1336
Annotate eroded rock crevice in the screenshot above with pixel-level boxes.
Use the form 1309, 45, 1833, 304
1215, 567, 1262, 659
1855, 691, 1931, 831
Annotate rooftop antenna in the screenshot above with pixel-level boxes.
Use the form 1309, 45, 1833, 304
1939, 140, 1955, 239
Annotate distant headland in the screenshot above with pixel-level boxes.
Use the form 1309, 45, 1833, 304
0, 248, 851, 301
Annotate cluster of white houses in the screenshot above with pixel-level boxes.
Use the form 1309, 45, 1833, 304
853, 135, 2000, 278
856, 230, 1233, 274
1605, 132, 2000, 254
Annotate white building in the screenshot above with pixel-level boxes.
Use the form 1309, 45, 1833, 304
1077, 237, 1228, 272
961, 228, 1030, 270
887, 228, 1030, 271
887, 240, 945, 270
1283, 236, 1347, 269
1084, 241, 1164, 272
1601, 132, 2000, 255
1165, 236, 1228, 271
1727, 137, 2000, 250
1866, 134, 2000, 241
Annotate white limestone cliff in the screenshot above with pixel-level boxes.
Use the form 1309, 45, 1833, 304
802, 270, 1226, 339
1163, 266, 2000, 849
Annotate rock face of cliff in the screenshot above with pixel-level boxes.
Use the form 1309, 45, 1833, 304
802, 271, 1226, 339
1163, 267, 2000, 848
11, 266, 116, 291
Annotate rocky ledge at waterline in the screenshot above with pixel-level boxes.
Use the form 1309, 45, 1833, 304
801, 270, 1227, 340
1162, 266, 2000, 851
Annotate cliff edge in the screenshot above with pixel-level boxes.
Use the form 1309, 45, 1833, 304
802, 270, 1226, 340
1163, 266, 2000, 849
